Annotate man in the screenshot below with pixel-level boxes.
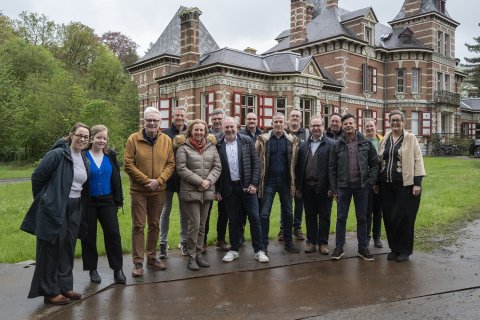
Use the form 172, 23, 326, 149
217, 117, 269, 263
364, 118, 384, 249
239, 112, 263, 141
158, 107, 188, 259
124, 107, 175, 276
329, 113, 378, 261
205, 108, 230, 251
278, 108, 310, 241
256, 112, 301, 255
296, 116, 334, 255
325, 112, 343, 140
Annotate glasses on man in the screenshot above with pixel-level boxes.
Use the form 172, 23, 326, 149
74, 133, 90, 141
390, 119, 402, 123
145, 119, 160, 123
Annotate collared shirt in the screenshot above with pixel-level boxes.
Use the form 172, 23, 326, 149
309, 136, 322, 155
225, 138, 240, 181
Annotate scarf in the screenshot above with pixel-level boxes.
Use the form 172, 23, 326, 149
189, 136, 206, 154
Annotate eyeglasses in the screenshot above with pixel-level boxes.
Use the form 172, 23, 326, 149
390, 119, 402, 123
145, 119, 160, 123
74, 133, 89, 141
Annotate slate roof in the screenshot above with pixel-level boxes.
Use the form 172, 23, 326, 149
391, 0, 456, 23
340, 7, 375, 23
132, 6, 219, 65
461, 98, 480, 112
375, 26, 430, 50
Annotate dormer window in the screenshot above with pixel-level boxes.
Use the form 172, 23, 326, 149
398, 28, 414, 46
401, 35, 412, 44
435, 0, 446, 13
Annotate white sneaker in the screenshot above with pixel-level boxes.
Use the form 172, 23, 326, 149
222, 250, 239, 262
255, 250, 269, 263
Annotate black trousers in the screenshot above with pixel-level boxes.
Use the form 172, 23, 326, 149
81, 196, 123, 271
367, 188, 383, 240
380, 181, 421, 255
205, 200, 228, 242
302, 185, 333, 245
28, 198, 82, 298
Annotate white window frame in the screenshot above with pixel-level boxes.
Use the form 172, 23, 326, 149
411, 112, 419, 135
275, 97, 287, 114
396, 69, 405, 93
412, 68, 420, 94
300, 97, 315, 126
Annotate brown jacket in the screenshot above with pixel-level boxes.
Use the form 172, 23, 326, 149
124, 129, 175, 194
174, 134, 222, 203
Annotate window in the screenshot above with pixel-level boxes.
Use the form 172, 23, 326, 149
437, 72, 443, 91
300, 98, 314, 126
365, 27, 373, 45
276, 97, 287, 114
396, 69, 405, 93
444, 74, 450, 91
323, 105, 331, 128
412, 68, 420, 94
401, 34, 412, 44
437, 31, 444, 54
171, 98, 178, 108
436, 0, 446, 13
241, 95, 256, 124
444, 33, 450, 57
411, 112, 419, 135
362, 64, 377, 93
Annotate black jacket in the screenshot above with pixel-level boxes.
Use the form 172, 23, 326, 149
216, 134, 260, 198
296, 135, 335, 194
239, 127, 262, 142
107, 149, 123, 207
163, 123, 187, 192
325, 128, 343, 141
329, 131, 378, 191
21, 139, 89, 243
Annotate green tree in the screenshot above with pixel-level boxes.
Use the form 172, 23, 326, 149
0, 62, 21, 161
464, 23, 480, 89
12, 11, 59, 47
87, 47, 126, 100
0, 12, 16, 44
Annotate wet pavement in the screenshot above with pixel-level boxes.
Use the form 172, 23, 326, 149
3, 231, 480, 320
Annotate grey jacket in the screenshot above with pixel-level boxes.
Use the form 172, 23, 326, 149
175, 134, 222, 203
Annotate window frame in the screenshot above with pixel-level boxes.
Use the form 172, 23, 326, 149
411, 68, 420, 94
396, 69, 406, 93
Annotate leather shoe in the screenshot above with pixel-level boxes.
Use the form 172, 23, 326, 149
215, 240, 231, 252
196, 254, 210, 267
114, 269, 126, 284
285, 243, 300, 253
89, 270, 101, 283
62, 291, 82, 300
374, 238, 384, 248
396, 253, 410, 262
44, 294, 70, 305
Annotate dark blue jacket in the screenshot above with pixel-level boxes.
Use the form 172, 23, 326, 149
216, 134, 260, 198
296, 135, 335, 193
239, 127, 262, 142
21, 139, 89, 243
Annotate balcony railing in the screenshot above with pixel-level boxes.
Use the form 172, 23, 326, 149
434, 90, 461, 106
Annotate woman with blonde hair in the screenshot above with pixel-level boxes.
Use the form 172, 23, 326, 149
81, 125, 125, 284
175, 119, 222, 270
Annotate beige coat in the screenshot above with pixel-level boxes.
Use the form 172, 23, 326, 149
378, 130, 426, 186
175, 134, 222, 203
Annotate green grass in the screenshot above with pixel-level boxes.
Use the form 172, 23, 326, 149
1, 157, 479, 263
0, 164, 34, 179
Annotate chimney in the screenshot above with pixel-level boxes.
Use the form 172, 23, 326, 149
179, 7, 202, 70
244, 47, 257, 55
403, 0, 422, 17
306, 2, 314, 24
468, 87, 479, 98
326, 0, 339, 9
290, 0, 309, 47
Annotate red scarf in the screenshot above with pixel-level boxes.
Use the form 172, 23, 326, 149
189, 136, 206, 154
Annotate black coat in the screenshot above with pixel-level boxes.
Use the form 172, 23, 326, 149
239, 127, 262, 142
296, 135, 335, 194
217, 134, 260, 198
21, 139, 89, 243
106, 149, 123, 207
329, 132, 378, 191
163, 123, 187, 192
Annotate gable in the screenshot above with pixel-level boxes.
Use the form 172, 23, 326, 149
301, 61, 323, 79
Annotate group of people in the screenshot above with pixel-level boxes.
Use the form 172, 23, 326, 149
22, 105, 425, 305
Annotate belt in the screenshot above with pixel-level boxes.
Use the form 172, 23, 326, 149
231, 180, 241, 185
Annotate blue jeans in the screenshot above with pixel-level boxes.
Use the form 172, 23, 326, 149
223, 183, 263, 252
280, 195, 304, 230
335, 185, 369, 249
260, 184, 293, 250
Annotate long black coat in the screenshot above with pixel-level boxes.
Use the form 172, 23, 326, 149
21, 139, 89, 243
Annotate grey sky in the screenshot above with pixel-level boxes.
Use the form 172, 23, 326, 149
1, 0, 477, 62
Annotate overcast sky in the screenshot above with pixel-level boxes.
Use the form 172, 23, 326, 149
2, 0, 477, 62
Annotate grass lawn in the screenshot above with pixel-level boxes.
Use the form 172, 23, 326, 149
0, 164, 34, 179
0, 157, 479, 263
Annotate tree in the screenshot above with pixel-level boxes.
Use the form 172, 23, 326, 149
12, 11, 59, 47
100, 31, 139, 66
0, 12, 16, 44
464, 23, 480, 89
0, 62, 21, 161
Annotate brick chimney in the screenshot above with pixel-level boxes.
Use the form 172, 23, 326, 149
326, 0, 339, 9
179, 7, 202, 70
403, 0, 422, 17
290, 0, 311, 47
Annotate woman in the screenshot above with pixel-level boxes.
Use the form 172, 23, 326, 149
81, 125, 125, 284
174, 119, 222, 271
21, 123, 90, 305
377, 110, 426, 262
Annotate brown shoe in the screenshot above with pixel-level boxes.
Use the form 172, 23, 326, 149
319, 244, 330, 255
44, 294, 70, 305
62, 290, 82, 300
215, 240, 231, 252
304, 243, 317, 253
277, 229, 284, 241
131, 262, 144, 277
294, 228, 305, 240
147, 257, 166, 270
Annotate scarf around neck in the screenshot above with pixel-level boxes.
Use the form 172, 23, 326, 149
189, 136, 206, 154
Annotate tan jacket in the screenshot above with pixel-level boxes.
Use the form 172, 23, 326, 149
378, 130, 426, 186
174, 134, 222, 203
124, 130, 175, 194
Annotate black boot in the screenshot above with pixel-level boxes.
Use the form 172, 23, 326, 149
89, 270, 101, 283
114, 269, 126, 284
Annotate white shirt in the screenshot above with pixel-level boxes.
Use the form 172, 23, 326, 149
309, 136, 322, 155
225, 138, 240, 181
